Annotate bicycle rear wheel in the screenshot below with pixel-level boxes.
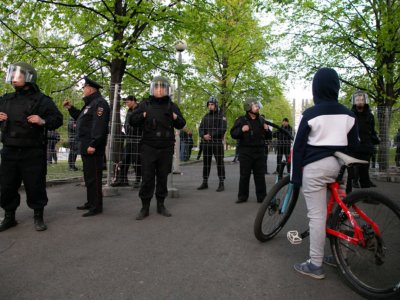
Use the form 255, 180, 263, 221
330, 190, 400, 299
254, 176, 300, 242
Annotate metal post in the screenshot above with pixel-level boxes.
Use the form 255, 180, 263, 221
103, 83, 119, 196
173, 50, 183, 174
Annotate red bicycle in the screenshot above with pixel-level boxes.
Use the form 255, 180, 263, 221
254, 152, 400, 299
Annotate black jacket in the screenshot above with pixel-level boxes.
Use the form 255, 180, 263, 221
0, 87, 63, 148
125, 107, 142, 144
351, 104, 378, 157
273, 125, 293, 147
129, 96, 186, 149
198, 110, 227, 143
68, 91, 110, 156
230, 114, 272, 148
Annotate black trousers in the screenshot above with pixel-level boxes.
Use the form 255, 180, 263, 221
238, 147, 266, 202
276, 145, 291, 172
202, 142, 225, 181
68, 142, 78, 168
0, 147, 48, 211
139, 144, 173, 203
47, 142, 57, 163
117, 142, 141, 183
82, 154, 104, 211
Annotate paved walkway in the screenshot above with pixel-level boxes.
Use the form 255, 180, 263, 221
0, 156, 398, 299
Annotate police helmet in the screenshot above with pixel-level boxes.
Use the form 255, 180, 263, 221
206, 96, 218, 109
150, 76, 172, 97
5, 62, 37, 84
351, 90, 369, 105
243, 97, 263, 112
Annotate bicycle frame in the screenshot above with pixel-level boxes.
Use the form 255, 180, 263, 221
326, 181, 381, 247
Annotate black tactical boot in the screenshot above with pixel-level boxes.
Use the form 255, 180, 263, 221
197, 181, 208, 190
0, 211, 17, 232
34, 209, 47, 231
136, 198, 150, 220
216, 181, 224, 192
157, 201, 172, 217
136, 207, 149, 220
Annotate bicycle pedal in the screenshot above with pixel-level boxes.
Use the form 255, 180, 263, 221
287, 230, 302, 245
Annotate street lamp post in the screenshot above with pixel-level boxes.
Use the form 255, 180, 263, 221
173, 40, 187, 174
168, 40, 187, 198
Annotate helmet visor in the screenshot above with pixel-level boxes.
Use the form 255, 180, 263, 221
352, 92, 368, 104
5, 64, 35, 84
150, 81, 171, 97
250, 101, 263, 110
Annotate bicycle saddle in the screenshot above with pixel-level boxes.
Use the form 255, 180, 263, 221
334, 152, 368, 166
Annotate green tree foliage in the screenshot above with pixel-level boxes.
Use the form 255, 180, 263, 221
266, 0, 400, 170
181, 0, 288, 126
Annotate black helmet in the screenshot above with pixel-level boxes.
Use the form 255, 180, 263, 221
206, 96, 218, 109
150, 76, 172, 97
243, 97, 262, 112
5, 62, 37, 84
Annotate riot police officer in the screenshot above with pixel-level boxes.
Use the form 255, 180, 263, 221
130, 76, 186, 220
197, 96, 227, 192
230, 97, 271, 203
0, 62, 63, 231
63, 76, 110, 217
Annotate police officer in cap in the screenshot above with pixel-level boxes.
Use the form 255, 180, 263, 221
230, 97, 271, 203
0, 62, 63, 231
130, 76, 186, 220
63, 76, 110, 217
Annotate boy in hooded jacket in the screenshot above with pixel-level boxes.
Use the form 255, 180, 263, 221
291, 68, 359, 279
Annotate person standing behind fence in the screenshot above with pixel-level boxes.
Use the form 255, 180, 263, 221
112, 95, 142, 188
261, 114, 272, 174
63, 76, 110, 217
180, 129, 189, 161
350, 90, 379, 188
197, 96, 227, 192
47, 130, 60, 164
230, 97, 271, 203
273, 117, 292, 174
395, 128, 400, 167
130, 76, 186, 220
0, 62, 63, 232
67, 117, 79, 171
186, 130, 194, 161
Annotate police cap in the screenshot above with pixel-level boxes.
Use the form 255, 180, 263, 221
84, 76, 103, 89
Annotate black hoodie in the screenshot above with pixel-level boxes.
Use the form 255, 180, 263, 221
291, 68, 359, 187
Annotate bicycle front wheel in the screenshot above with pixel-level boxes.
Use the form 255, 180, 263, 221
330, 190, 400, 299
254, 176, 300, 242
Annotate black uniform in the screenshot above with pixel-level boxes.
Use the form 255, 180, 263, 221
395, 130, 400, 167
273, 124, 292, 173
68, 91, 110, 212
230, 114, 272, 203
116, 106, 143, 185
198, 109, 227, 183
47, 130, 60, 164
67, 117, 79, 170
350, 104, 379, 187
0, 86, 63, 212
130, 96, 185, 207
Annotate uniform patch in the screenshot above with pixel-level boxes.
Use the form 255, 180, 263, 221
97, 107, 104, 117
